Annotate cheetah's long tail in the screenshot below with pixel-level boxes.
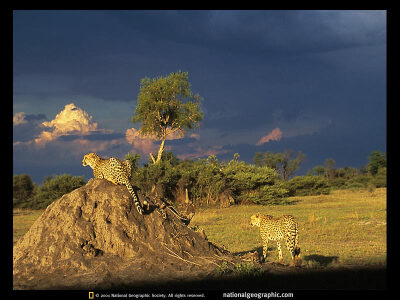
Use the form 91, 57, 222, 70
125, 182, 144, 215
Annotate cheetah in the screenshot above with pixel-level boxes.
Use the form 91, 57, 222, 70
250, 213, 301, 266
82, 152, 144, 215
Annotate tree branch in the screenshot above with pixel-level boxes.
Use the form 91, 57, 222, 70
149, 152, 156, 164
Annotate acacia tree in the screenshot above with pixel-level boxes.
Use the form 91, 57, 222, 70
367, 150, 386, 176
258, 150, 305, 181
324, 158, 336, 180
278, 150, 306, 181
13, 174, 35, 207
131, 71, 203, 164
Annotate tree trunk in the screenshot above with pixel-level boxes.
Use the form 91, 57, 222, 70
155, 139, 165, 164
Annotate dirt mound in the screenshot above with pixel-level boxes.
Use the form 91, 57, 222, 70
13, 179, 235, 290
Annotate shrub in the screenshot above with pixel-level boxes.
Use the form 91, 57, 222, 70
25, 174, 86, 209
327, 177, 347, 189
372, 167, 386, 188
222, 162, 288, 204
233, 262, 264, 277
284, 176, 330, 196
13, 174, 36, 208
133, 152, 181, 199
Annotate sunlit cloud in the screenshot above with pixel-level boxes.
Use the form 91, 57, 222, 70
125, 128, 159, 154
256, 128, 283, 145
125, 128, 192, 154
13, 112, 27, 126
33, 103, 112, 147
188, 133, 200, 140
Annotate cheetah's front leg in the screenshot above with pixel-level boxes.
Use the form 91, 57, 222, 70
263, 240, 268, 259
276, 241, 284, 264
262, 239, 269, 260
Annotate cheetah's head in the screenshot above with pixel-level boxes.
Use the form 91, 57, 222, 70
82, 153, 99, 167
250, 213, 262, 227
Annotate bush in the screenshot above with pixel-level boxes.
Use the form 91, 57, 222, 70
233, 262, 264, 277
13, 174, 36, 208
25, 174, 86, 209
133, 152, 181, 199
222, 161, 288, 204
372, 167, 386, 188
327, 177, 347, 189
133, 155, 289, 206
284, 176, 330, 196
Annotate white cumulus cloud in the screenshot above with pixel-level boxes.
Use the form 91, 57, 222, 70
33, 103, 112, 147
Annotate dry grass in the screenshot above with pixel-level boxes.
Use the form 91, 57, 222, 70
13, 188, 386, 269
13, 208, 45, 245
191, 188, 387, 268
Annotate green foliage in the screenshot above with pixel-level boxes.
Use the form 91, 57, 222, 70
367, 150, 386, 176
16, 150, 386, 211
328, 173, 386, 190
253, 152, 262, 167
283, 176, 330, 196
26, 174, 86, 209
217, 261, 264, 277
335, 166, 360, 180
124, 153, 141, 177
312, 165, 325, 176
174, 155, 227, 206
324, 158, 336, 180
133, 152, 181, 199
261, 151, 281, 169
193, 157, 226, 205
327, 177, 348, 189
255, 150, 306, 181
131, 70, 203, 164
371, 167, 386, 188
13, 174, 36, 208
367, 183, 376, 194
222, 161, 288, 204
233, 262, 264, 277
216, 261, 231, 275
359, 165, 368, 175
132, 153, 288, 206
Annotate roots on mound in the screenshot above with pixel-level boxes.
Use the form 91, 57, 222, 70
13, 179, 234, 290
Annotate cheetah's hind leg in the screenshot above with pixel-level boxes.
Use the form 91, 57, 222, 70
294, 246, 302, 266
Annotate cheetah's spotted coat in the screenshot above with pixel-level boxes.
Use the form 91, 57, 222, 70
82, 152, 144, 215
250, 213, 301, 266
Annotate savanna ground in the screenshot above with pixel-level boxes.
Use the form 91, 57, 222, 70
191, 188, 387, 269
13, 188, 387, 290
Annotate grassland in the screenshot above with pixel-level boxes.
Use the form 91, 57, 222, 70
13, 208, 44, 245
13, 188, 386, 268
191, 188, 387, 268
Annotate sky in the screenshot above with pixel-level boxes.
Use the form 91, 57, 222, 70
13, 10, 387, 184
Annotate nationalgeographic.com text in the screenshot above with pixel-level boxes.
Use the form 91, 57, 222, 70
222, 292, 294, 299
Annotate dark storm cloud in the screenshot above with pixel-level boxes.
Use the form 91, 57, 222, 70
13, 10, 387, 182
24, 113, 47, 122
111, 10, 385, 55
57, 132, 125, 142
13, 113, 46, 143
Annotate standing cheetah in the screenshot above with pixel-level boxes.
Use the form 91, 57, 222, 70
250, 213, 300, 266
82, 152, 144, 215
